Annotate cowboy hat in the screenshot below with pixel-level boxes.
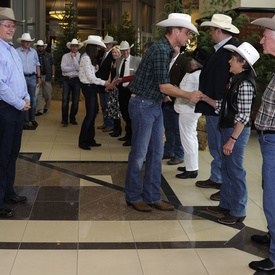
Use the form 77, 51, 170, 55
34, 40, 47, 49
66, 38, 83, 49
17, 33, 35, 43
201, 14, 239, 34
119, 41, 134, 50
251, 15, 275, 31
156, 13, 199, 35
224, 42, 260, 76
83, 35, 106, 48
0, 7, 24, 23
102, 35, 117, 44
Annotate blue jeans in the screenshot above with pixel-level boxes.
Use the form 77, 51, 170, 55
99, 90, 113, 128
206, 116, 222, 183
24, 75, 37, 122
125, 95, 163, 204
62, 77, 80, 123
162, 103, 184, 160
258, 133, 275, 263
78, 84, 98, 147
219, 127, 250, 217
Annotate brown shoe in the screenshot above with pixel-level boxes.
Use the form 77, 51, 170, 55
195, 179, 221, 189
218, 213, 246, 225
126, 201, 152, 212
102, 127, 113, 132
167, 158, 183, 165
150, 201, 174, 211
97, 124, 106, 129
210, 191, 220, 201
206, 205, 229, 215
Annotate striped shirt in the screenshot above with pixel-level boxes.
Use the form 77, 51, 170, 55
254, 74, 275, 131
129, 36, 173, 101
0, 39, 29, 110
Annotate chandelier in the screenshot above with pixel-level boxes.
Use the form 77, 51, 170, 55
49, 0, 67, 20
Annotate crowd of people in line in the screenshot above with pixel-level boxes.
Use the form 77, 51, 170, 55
1, 6, 275, 273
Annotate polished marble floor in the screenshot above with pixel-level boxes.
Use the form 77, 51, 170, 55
1, 100, 269, 275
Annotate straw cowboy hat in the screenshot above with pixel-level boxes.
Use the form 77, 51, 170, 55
102, 35, 117, 45
34, 40, 47, 49
201, 14, 239, 34
66, 38, 83, 50
17, 33, 35, 43
0, 7, 24, 23
224, 42, 260, 76
157, 13, 199, 35
251, 15, 275, 31
119, 41, 134, 50
83, 35, 106, 48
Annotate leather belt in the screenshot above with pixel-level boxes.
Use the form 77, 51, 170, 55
257, 130, 275, 135
24, 72, 36, 77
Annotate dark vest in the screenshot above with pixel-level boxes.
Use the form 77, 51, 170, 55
219, 70, 256, 128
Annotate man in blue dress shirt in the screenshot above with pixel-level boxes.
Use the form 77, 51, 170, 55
0, 7, 30, 217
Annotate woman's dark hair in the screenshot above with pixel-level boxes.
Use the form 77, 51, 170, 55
85, 44, 98, 66
232, 52, 250, 70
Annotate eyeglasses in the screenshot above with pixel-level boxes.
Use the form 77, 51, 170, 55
0, 23, 17, 30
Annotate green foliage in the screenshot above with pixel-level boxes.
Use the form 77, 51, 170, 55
202, 0, 236, 15
52, 1, 78, 83
106, 12, 140, 56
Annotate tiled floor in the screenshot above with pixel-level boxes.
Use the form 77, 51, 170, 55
2, 100, 269, 274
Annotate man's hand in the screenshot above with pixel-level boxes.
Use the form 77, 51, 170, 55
21, 99, 31, 111
189, 90, 203, 103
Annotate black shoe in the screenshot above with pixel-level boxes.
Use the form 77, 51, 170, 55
70, 121, 78, 125
31, 120, 38, 127
123, 140, 131, 146
249, 258, 275, 273
177, 166, 186, 172
251, 233, 270, 246
176, 170, 198, 179
23, 123, 30, 130
89, 143, 101, 147
79, 145, 91, 150
43, 108, 48, 113
110, 129, 122, 137
61, 121, 68, 125
0, 208, 14, 217
35, 112, 43, 116
118, 136, 128, 141
4, 194, 27, 204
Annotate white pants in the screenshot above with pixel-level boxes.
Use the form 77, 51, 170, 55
179, 112, 201, 171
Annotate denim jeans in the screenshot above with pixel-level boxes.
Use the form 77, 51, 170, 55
24, 75, 37, 122
162, 103, 184, 160
125, 95, 163, 204
78, 84, 98, 147
99, 90, 113, 128
258, 133, 275, 263
62, 77, 80, 123
219, 127, 250, 217
206, 116, 222, 183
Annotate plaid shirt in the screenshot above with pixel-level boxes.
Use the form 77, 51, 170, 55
216, 78, 255, 125
255, 74, 275, 131
129, 36, 173, 101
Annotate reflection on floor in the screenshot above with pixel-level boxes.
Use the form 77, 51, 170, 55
1, 101, 269, 275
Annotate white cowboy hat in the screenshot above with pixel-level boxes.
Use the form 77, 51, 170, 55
83, 35, 106, 48
201, 14, 239, 34
17, 33, 35, 43
66, 38, 83, 49
251, 15, 275, 31
119, 41, 134, 50
224, 42, 260, 76
0, 7, 24, 23
156, 13, 199, 35
102, 35, 117, 44
34, 40, 47, 49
